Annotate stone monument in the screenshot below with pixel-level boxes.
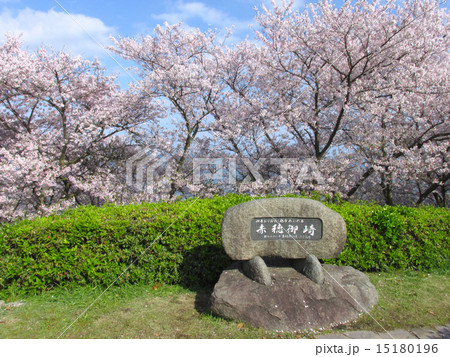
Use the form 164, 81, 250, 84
210, 197, 378, 331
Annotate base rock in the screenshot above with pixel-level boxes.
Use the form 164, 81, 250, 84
210, 263, 378, 331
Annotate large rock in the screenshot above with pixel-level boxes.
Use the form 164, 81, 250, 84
210, 262, 378, 331
221, 198, 346, 260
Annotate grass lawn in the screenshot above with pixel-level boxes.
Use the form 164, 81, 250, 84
0, 270, 448, 339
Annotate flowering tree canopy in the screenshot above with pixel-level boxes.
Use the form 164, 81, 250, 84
1, 0, 448, 221
0, 36, 157, 220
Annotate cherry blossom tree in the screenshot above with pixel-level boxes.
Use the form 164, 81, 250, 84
245, 0, 449, 205
111, 24, 226, 198
111, 0, 448, 206
210, 40, 327, 195
0, 35, 157, 221
2, 0, 448, 220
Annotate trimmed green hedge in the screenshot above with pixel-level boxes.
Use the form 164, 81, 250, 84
324, 203, 449, 271
0, 194, 449, 295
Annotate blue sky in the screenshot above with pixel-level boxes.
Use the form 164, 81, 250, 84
0, 0, 312, 86
0, 0, 310, 56
0, 0, 448, 87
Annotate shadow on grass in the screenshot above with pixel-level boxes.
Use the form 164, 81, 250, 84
178, 244, 230, 315
194, 289, 214, 314
179, 244, 231, 290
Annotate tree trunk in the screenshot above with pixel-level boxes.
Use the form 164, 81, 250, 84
381, 172, 394, 206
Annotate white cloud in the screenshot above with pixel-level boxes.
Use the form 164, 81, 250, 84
153, 1, 251, 32
0, 7, 117, 58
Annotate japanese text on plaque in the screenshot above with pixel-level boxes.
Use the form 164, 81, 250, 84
250, 217, 323, 241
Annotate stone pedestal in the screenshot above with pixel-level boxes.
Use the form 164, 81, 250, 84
210, 262, 378, 331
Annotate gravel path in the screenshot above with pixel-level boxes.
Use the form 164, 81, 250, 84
314, 325, 450, 339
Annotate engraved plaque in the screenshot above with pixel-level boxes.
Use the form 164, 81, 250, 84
250, 217, 323, 241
